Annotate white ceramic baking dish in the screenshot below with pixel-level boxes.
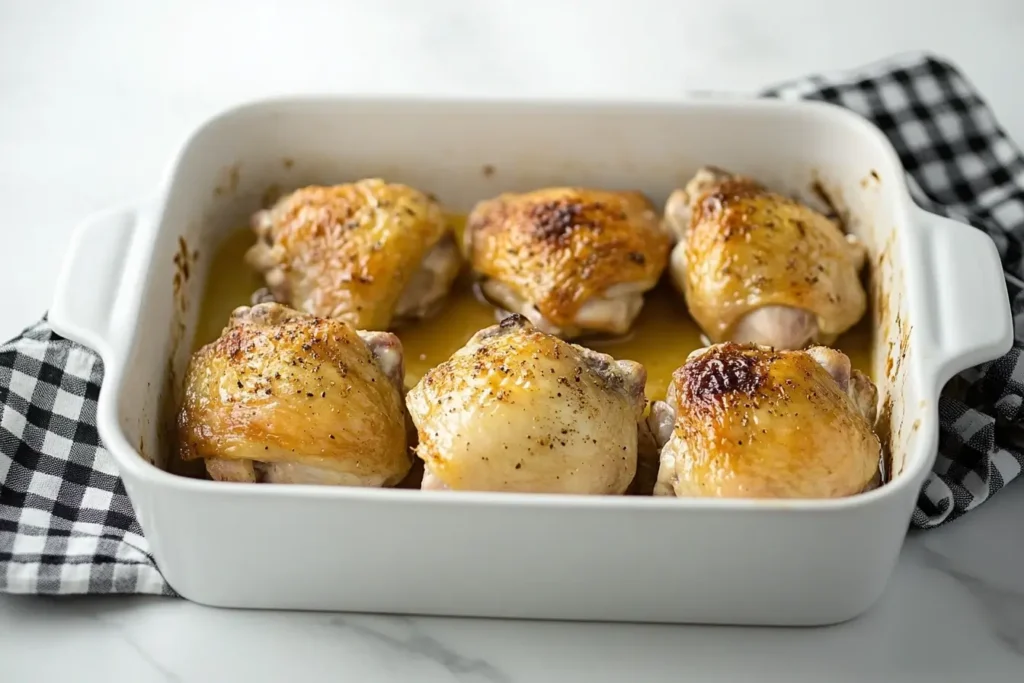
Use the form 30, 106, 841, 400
49, 97, 1012, 626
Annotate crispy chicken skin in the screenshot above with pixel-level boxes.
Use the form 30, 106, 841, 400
663, 168, 867, 349
246, 179, 460, 330
648, 343, 880, 499
406, 314, 648, 494
177, 302, 410, 486
464, 188, 671, 338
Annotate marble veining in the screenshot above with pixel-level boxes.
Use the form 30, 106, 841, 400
328, 615, 513, 683
88, 610, 185, 683
932, 556, 1024, 657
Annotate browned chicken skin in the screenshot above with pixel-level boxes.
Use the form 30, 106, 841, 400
648, 343, 880, 499
406, 314, 648, 494
664, 168, 867, 349
177, 303, 410, 486
464, 188, 671, 339
246, 179, 461, 331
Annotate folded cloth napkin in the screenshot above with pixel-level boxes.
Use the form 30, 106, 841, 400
2, 53, 1023, 596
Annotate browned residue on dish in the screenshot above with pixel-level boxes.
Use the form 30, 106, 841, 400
871, 231, 902, 386
482, 164, 496, 178
261, 183, 283, 209
172, 236, 196, 300
890, 311, 911, 382
879, 300, 913, 479
873, 247, 889, 327
213, 163, 241, 197
860, 220, 908, 485
173, 237, 188, 286
164, 234, 202, 475
875, 393, 894, 483
860, 169, 882, 189
162, 352, 185, 473
282, 157, 295, 170
809, 177, 848, 232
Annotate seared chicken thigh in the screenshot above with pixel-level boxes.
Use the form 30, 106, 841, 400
664, 168, 867, 349
178, 303, 410, 486
464, 188, 671, 339
648, 343, 880, 499
246, 179, 461, 330
406, 314, 647, 494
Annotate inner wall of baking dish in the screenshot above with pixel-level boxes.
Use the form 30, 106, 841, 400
117, 98, 926, 487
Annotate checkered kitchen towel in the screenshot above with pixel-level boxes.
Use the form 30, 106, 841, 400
2, 52, 1023, 595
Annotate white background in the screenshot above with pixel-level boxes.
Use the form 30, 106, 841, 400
2, 1, 1024, 681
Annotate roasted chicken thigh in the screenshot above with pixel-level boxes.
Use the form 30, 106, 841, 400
406, 314, 647, 494
246, 179, 460, 330
664, 168, 867, 349
464, 188, 671, 339
177, 303, 410, 486
648, 342, 880, 499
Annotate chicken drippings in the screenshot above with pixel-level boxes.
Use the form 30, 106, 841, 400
194, 217, 873, 404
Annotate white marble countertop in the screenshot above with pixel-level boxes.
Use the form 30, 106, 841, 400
2, 1, 1024, 681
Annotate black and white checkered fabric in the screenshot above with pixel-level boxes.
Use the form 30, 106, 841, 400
1, 53, 1022, 595
0, 318, 169, 594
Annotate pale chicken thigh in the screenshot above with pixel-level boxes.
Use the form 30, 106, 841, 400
178, 303, 410, 486
648, 342, 880, 499
663, 167, 867, 349
464, 188, 671, 339
406, 314, 647, 494
246, 179, 461, 331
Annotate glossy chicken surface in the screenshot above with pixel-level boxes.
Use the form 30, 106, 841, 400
246, 179, 460, 330
664, 168, 867, 349
406, 314, 647, 494
464, 187, 671, 338
177, 303, 410, 486
648, 342, 880, 499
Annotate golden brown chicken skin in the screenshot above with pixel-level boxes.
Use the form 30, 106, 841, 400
406, 314, 648, 494
177, 303, 410, 486
647, 342, 880, 499
664, 168, 867, 349
464, 188, 671, 339
246, 179, 460, 331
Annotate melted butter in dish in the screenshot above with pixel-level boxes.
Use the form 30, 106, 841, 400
195, 217, 873, 402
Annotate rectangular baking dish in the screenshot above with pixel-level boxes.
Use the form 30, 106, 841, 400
49, 97, 1011, 625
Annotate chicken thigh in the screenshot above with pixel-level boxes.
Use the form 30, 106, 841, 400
246, 179, 461, 330
178, 302, 410, 486
464, 188, 671, 339
663, 168, 867, 349
406, 314, 647, 494
648, 342, 880, 499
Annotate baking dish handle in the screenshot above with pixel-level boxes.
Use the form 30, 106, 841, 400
916, 207, 1013, 385
49, 204, 137, 360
